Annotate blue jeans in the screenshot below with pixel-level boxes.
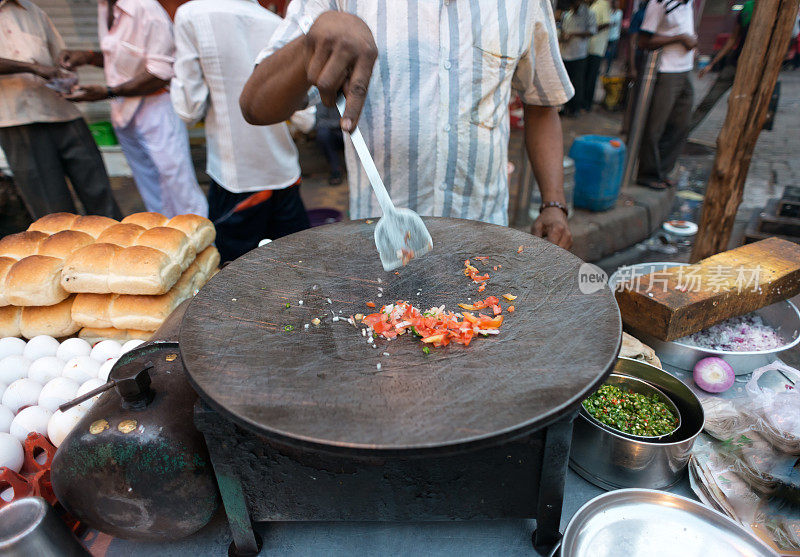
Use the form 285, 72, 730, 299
604, 39, 619, 75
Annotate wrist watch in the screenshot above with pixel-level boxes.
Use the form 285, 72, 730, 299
540, 201, 569, 217
106, 86, 116, 99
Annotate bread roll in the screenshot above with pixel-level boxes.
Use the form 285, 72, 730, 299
0, 231, 48, 260
5, 255, 69, 306
70, 215, 118, 238
0, 305, 21, 337
28, 212, 78, 235
135, 227, 195, 271
108, 245, 181, 295
166, 214, 216, 252
79, 327, 152, 345
72, 293, 116, 328
122, 212, 168, 229
0, 257, 16, 306
194, 246, 220, 279
38, 230, 95, 260
20, 296, 80, 339
62, 243, 121, 293
97, 223, 146, 247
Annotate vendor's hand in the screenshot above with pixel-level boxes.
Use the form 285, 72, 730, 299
58, 49, 93, 70
63, 84, 108, 102
30, 63, 58, 80
304, 11, 378, 132
680, 34, 698, 51
532, 207, 573, 250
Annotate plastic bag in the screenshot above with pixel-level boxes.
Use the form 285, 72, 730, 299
744, 362, 800, 455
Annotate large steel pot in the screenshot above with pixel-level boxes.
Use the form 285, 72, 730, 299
569, 357, 704, 490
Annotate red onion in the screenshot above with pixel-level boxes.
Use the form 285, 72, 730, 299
693, 357, 735, 393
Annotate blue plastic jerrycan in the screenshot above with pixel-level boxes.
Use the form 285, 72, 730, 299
569, 135, 626, 212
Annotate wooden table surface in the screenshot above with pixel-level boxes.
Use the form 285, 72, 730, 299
179, 218, 621, 455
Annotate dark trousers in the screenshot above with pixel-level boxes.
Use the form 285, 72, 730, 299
688, 64, 736, 132
0, 118, 121, 220
584, 54, 604, 110
637, 71, 693, 184
315, 126, 344, 175
604, 39, 619, 75
208, 180, 311, 264
563, 57, 587, 115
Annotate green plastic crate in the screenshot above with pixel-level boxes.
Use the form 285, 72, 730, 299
89, 121, 118, 146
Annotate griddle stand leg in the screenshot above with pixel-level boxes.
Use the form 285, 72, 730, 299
532, 417, 574, 555
195, 402, 262, 557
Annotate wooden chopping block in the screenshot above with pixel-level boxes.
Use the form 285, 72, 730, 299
615, 237, 800, 341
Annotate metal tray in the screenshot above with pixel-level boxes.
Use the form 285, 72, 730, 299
580, 373, 682, 442
557, 489, 778, 557
609, 262, 800, 375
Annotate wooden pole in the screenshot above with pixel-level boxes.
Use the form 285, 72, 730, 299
690, 0, 800, 262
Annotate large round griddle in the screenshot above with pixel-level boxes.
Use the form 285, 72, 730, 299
180, 218, 621, 456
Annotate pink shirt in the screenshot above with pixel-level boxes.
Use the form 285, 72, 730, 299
98, 0, 175, 127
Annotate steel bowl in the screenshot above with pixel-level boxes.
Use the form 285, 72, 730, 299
609, 262, 800, 375
557, 489, 778, 557
579, 373, 682, 442
570, 357, 704, 490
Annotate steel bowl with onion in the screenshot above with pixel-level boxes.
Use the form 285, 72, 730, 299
608, 262, 800, 375
570, 357, 704, 490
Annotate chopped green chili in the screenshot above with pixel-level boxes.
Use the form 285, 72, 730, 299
582, 384, 678, 437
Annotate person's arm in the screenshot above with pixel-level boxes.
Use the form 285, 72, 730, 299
525, 104, 572, 249
628, 32, 638, 78
59, 50, 104, 69
0, 57, 57, 79
638, 32, 696, 51
170, 12, 209, 125
240, 11, 377, 133
698, 22, 742, 77
64, 71, 168, 102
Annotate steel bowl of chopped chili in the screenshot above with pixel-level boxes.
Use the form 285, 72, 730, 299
580, 374, 682, 441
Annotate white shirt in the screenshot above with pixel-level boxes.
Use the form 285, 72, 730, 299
171, 0, 301, 193
257, 0, 573, 225
641, 0, 695, 73
561, 5, 597, 61
98, 0, 175, 128
608, 9, 623, 41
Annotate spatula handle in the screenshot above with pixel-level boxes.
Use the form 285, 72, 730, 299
335, 95, 395, 216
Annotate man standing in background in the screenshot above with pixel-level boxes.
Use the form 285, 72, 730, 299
171, 0, 310, 263
585, 0, 611, 110
688, 0, 752, 132
561, 0, 597, 117
60, 0, 207, 218
637, 0, 696, 190
604, 0, 623, 75
0, 0, 121, 219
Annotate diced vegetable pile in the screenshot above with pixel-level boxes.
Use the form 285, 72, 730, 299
582, 384, 679, 437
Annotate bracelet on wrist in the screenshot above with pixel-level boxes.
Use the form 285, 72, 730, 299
540, 201, 569, 217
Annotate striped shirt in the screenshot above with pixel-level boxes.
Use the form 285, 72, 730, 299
257, 0, 573, 225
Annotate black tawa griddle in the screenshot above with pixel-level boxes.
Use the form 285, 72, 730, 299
179, 218, 621, 555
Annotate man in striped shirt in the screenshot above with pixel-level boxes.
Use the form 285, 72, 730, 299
241, 0, 575, 249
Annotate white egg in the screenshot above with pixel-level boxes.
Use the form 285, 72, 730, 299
56, 338, 91, 362
38, 377, 80, 413
0, 355, 32, 384
97, 357, 118, 382
47, 406, 87, 448
22, 335, 59, 361
62, 356, 101, 383
2, 378, 44, 414
75, 378, 106, 410
0, 337, 26, 361
0, 405, 13, 433
0, 381, 6, 400
28, 357, 65, 385
0, 432, 23, 472
120, 339, 144, 354
90, 340, 122, 363
9, 406, 52, 442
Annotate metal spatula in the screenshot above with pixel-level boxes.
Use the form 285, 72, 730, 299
336, 95, 433, 271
